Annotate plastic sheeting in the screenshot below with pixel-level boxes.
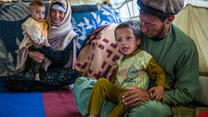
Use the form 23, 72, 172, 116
68, 0, 110, 5
173, 4, 208, 76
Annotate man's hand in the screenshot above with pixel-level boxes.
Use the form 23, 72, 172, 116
28, 51, 45, 63
122, 88, 150, 107
149, 86, 165, 102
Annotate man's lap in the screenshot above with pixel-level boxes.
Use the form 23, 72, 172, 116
73, 77, 172, 117
99, 99, 171, 117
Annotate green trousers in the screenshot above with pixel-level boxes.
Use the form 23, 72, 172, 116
73, 77, 172, 117
86, 78, 128, 117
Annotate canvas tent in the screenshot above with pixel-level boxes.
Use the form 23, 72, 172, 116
173, 0, 208, 106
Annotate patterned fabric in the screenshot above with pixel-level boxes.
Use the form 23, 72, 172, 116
72, 4, 120, 49
75, 24, 122, 79
115, 50, 152, 89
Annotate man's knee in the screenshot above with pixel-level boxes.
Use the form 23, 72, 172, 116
127, 101, 172, 117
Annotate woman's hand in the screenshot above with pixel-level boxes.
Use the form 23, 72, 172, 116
122, 88, 150, 107
28, 51, 45, 62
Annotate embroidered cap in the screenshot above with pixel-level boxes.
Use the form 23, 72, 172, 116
137, 0, 184, 17
51, 3, 66, 13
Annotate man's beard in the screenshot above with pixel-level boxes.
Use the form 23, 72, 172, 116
150, 23, 165, 40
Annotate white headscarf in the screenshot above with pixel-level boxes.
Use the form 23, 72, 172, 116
47, 0, 77, 51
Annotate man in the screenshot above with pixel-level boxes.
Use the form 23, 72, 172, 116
73, 0, 199, 116
121, 0, 199, 116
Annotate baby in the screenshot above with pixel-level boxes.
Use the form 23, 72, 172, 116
16, 0, 50, 80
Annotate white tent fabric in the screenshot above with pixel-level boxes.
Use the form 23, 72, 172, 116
173, 3, 208, 76
68, 0, 110, 5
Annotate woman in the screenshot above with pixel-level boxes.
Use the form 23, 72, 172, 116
4, 0, 81, 92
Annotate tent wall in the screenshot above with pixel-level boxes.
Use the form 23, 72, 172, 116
173, 3, 208, 106
174, 4, 208, 75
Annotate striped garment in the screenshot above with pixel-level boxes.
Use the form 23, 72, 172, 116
0, 3, 29, 21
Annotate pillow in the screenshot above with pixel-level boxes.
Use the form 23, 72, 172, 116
75, 24, 122, 79
72, 4, 120, 50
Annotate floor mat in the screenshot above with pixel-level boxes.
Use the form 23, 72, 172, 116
42, 89, 82, 117
0, 79, 45, 117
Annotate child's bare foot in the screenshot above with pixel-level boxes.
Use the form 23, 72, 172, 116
88, 114, 96, 117
34, 74, 40, 80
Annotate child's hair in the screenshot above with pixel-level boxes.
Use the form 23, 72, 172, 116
29, 0, 45, 9
114, 21, 141, 40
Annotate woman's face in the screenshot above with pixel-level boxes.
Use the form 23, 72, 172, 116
50, 8, 65, 24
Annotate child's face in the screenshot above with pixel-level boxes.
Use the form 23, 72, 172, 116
115, 27, 141, 56
30, 5, 45, 22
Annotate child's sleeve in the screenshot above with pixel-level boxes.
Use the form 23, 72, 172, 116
109, 65, 118, 84
22, 22, 45, 45
146, 58, 170, 89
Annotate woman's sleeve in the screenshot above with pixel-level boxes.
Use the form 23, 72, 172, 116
39, 42, 73, 64
146, 58, 170, 89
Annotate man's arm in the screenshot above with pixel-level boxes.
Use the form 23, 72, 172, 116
164, 43, 199, 105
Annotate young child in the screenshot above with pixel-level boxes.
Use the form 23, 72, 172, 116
86, 21, 170, 117
16, 0, 50, 80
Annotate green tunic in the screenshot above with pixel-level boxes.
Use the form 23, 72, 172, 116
140, 23, 199, 105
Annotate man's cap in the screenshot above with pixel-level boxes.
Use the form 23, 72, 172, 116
137, 0, 184, 17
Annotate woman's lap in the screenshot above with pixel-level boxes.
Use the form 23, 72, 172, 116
4, 68, 81, 92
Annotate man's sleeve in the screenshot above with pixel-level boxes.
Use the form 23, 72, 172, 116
164, 43, 199, 105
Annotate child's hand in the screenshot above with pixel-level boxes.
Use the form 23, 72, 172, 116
106, 66, 116, 80
44, 41, 51, 47
148, 86, 165, 102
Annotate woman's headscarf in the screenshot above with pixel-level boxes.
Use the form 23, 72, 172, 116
47, 0, 77, 51
47, 0, 78, 68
